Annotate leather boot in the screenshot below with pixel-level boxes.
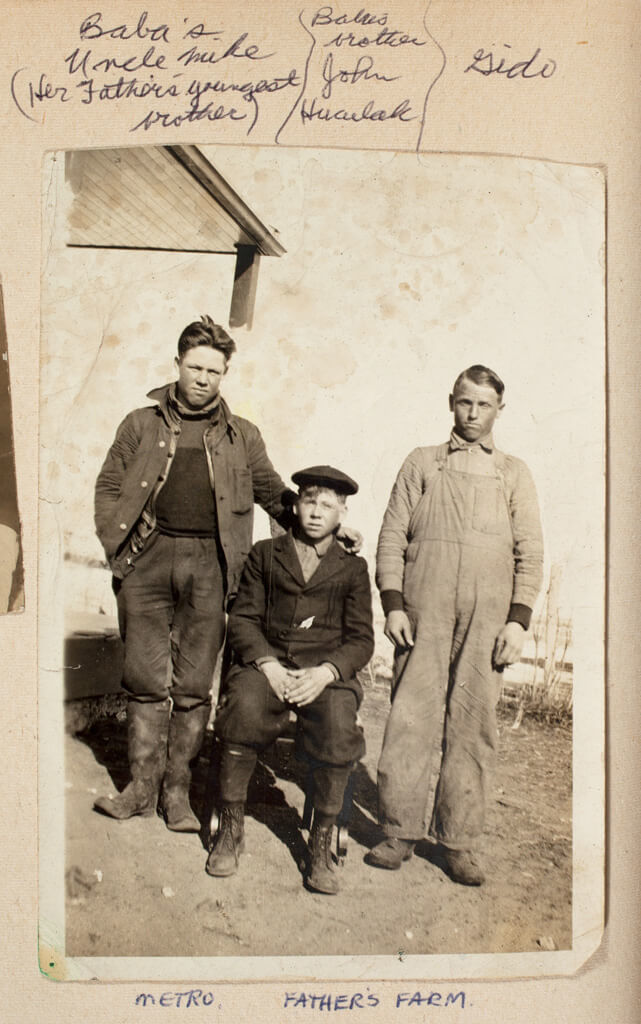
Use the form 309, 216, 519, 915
160, 704, 210, 832
365, 836, 416, 870
205, 803, 245, 877
306, 822, 339, 895
442, 847, 485, 886
94, 698, 171, 819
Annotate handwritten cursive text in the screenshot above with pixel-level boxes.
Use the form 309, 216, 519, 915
465, 45, 557, 79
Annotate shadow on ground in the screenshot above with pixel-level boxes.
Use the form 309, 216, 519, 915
77, 718, 382, 869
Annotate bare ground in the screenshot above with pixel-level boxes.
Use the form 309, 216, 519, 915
64, 684, 572, 961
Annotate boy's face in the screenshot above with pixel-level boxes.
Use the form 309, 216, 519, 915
175, 345, 228, 409
295, 487, 345, 542
449, 378, 504, 442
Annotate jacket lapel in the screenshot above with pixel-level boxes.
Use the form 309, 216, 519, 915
272, 533, 347, 590
272, 533, 306, 587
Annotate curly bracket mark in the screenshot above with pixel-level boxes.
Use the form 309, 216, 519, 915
275, 9, 315, 145
416, 2, 447, 153
10, 67, 38, 124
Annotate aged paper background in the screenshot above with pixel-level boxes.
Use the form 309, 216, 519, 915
0, 0, 638, 1020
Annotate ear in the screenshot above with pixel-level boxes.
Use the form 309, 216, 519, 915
448, 393, 454, 412
174, 356, 180, 373
496, 401, 505, 417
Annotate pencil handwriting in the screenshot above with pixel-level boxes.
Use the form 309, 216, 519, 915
79, 11, 171, 44
320, 52, 399, 100
464, 45, 557, 79
7, 8, 558, 142
300, 95, 415, 124
130, 102, 246, 132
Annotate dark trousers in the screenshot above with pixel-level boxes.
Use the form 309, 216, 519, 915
116, 532, 226, 710
215, 666, 365, 816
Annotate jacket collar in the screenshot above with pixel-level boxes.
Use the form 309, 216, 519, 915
146, 383, 239, 438
272, 530, 346, 588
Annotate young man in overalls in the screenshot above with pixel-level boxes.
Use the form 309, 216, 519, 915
368, 366, 543, 884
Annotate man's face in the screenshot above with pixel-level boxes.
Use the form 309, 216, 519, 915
175, 345, 227, 409
449, 378, 503, 442
295, 487, 345, 542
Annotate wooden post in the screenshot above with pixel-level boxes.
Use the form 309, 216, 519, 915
229, 246, 261, 329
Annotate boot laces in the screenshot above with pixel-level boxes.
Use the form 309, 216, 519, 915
213, 805, 243, 852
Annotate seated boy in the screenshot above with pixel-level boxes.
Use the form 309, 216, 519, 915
207, 465, 374, 894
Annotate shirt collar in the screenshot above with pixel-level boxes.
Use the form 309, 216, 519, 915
449, 429, 495, 454
292, 530, 335, 559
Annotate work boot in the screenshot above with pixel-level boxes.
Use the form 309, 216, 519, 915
205, 803, 245, 877
305, 822, 339, 895
94, 698, 171, 819
365, 836, 416, 870
160, 704, 210, 832
442, 848, 485, 886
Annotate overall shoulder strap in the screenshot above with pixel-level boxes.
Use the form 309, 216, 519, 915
491, 449, 514, 520
417, 443, 449, 494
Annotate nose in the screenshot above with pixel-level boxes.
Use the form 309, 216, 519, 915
195, 371, 208, 386
468, 404, 479, 420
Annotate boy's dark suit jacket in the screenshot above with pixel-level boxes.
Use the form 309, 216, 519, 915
225, 531, 374, 702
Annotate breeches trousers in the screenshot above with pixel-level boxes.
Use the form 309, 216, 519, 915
116, 532, 226, 710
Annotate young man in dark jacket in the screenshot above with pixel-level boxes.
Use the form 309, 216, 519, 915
93, 317, 321, 833
208, 466, 374, 894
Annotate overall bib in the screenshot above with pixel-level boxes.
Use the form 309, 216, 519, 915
377, 446, 514, 850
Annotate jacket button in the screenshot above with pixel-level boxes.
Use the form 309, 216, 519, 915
119, 523, 127, 531
159, 441, 166, 448
141, 481, 148, 488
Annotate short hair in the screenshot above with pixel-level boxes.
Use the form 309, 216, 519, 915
452, 365, 505, 400
297, 484, 347, 506
177, 315, 237, 361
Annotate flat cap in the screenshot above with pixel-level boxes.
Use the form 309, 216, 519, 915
291, 464, 359, 496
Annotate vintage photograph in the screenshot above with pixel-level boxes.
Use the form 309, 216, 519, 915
0, 281, 23, 615
38, 143, 604, 975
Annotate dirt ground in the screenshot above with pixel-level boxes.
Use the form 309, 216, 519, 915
64, 683, 572, 960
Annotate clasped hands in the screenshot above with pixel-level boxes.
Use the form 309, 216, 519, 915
260, 659, 335, 707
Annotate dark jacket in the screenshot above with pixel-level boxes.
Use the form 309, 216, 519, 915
94, 385, 293, 598
226, 532, 375, 701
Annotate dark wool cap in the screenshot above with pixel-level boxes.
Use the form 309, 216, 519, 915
291, 465, 359, 496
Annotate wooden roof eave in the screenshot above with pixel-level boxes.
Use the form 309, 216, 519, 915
166, 145, 287, 259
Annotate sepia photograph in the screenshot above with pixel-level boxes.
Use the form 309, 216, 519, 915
38, 142, 604, 979
0, 281, 23, 615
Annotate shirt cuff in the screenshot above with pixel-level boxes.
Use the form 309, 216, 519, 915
254, 656, 279, 670
507, 604, 532, 631
381, 589, 404, 615
321, 662, 341, 682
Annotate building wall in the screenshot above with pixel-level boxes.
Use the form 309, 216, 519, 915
41, 148, 604, 653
